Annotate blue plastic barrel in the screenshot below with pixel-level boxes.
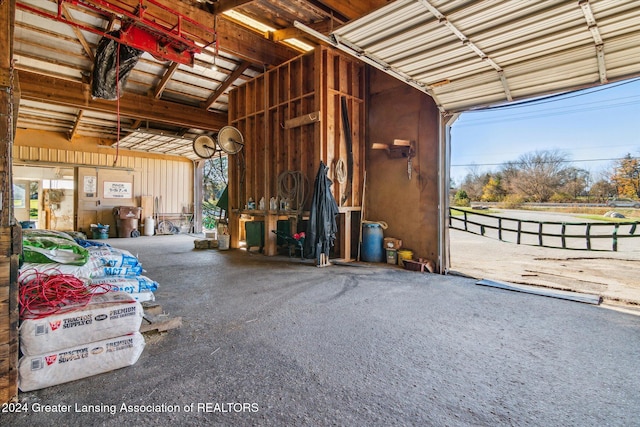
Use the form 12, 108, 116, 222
361, 223, 384, 262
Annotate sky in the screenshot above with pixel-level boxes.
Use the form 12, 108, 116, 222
449, 77, 640, 186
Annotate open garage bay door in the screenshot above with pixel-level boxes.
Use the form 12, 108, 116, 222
301, 0, 640, 112
297, 0, 640, 272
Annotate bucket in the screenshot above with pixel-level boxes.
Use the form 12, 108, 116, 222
92, 230, 109, 239
386, 249, 397, 265
218, 234, 230, 250
90, 224, 110, 239
397, 250, 413, 267
144, 217, 155, 236
361, 223, 384, 262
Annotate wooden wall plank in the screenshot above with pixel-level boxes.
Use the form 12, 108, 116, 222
0, 253, 20, 403
0, 232, 10, 258
0, 301, 8, 346
228, 47, 365, 250
0, 343, 11, 403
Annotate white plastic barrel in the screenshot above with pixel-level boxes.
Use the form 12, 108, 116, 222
218, 234, 230, 250
144, 217, 155, 236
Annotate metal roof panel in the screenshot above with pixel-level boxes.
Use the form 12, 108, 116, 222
331, 0, 640, 112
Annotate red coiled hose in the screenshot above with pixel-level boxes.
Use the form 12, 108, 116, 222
19, 268, 117, 320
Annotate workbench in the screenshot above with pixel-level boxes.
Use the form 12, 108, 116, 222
230, 206, 361, 260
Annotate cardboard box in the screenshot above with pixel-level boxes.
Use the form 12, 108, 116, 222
383, 237, 402, 250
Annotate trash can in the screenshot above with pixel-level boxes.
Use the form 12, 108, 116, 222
113, 206, 142, 238
20, 221, 36, 229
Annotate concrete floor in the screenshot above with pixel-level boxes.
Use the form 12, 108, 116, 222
7, 234, 640, 426
449, 209, 640, 306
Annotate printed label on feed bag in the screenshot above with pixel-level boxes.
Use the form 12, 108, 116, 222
109, 306, 137, 320
88, 247, 140, 268
63, 315, 93, 329
58, 348, 89, 363
18, 332, 145, 392
19, 292, 143, 355
106, 337, 134, 353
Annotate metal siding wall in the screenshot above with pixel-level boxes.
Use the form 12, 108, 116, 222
14, 146, 193, 220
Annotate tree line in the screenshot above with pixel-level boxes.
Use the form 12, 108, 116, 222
453, 150, 640, 206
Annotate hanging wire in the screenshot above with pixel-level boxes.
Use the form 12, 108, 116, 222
18, 268, 119, 320
277, 171, 309, 212
334, 158, 347, 184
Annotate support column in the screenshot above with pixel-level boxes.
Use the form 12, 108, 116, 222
0, 0, 20, 404
437, 112, 459, 275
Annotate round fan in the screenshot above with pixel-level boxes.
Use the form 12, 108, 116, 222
192, 135, 217, 159
217, 126, 244, 155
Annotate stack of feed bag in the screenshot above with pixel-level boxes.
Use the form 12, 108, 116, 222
20, 229, 159, 302
18, 292, 145, 391
83, 245, 158, 302
17, 229, 155, 391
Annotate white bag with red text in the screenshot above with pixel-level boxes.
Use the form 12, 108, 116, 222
18, 332, 145, 392
19, 292, 143, 356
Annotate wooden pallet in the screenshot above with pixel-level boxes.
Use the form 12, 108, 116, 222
140, 303, 182, 333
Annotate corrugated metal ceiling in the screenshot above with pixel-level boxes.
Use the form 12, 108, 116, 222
12, 0, 303, 160
329, 0, 640, 112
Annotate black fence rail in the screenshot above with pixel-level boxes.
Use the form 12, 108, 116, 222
449, 207, 640, 251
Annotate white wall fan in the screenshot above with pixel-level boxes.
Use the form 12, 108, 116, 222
192, 134, 218, 159
216, 126, 244, 155
192, 127, 244, 158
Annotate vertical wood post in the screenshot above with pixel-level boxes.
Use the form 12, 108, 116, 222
0, 0, 20, 404
538, 223, 543, 247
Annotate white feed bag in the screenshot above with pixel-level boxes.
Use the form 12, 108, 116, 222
19, 332, 145, 392
87, 246, 141, 268
20, 262, 144, 281
19, 292, 143, 356
128, 291, 155, 303
19, 262, 95, 282
90, 275, 158, 293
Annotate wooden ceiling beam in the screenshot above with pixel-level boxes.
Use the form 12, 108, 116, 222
314, 0, 391, 21
153, 61, 180, 99
271, 19, 336, 42
80, 0, 297, 66
203, 60, 250, 110
18, 70, 228, 132
212, 1, 256, 14
61, 4, 94, 61
215, 16, 297, 66
68, 109, 84, 140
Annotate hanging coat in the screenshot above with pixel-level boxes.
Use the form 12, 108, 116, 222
304, 162, 339, 260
